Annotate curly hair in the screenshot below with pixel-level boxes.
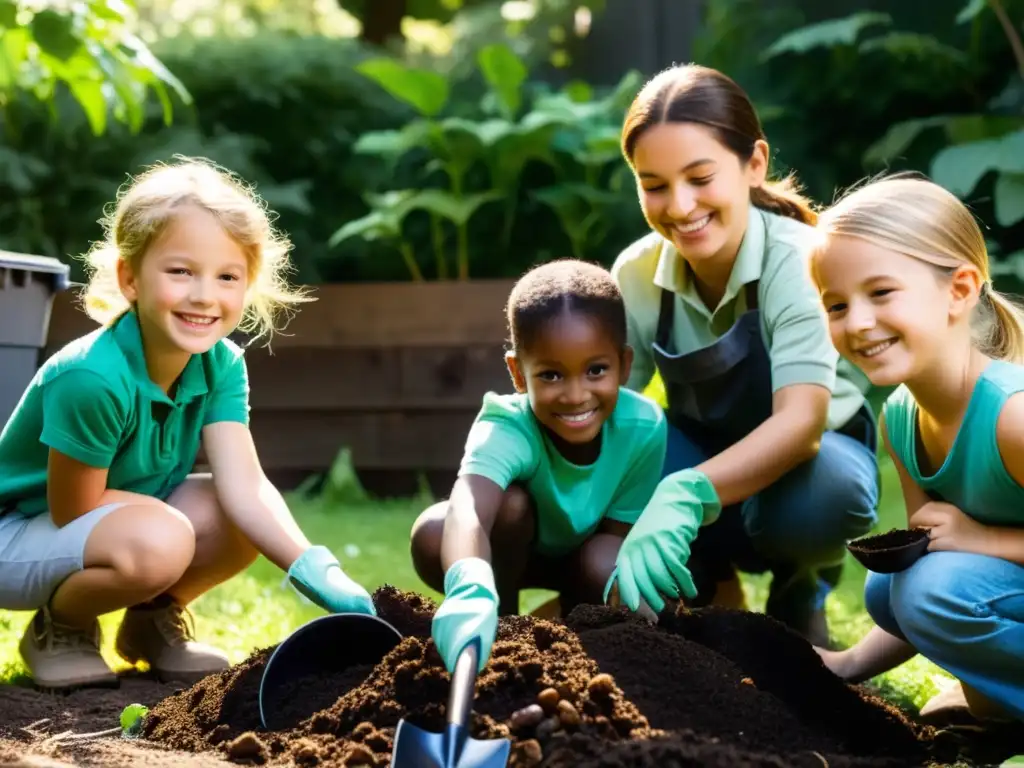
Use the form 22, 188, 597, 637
79, 155, 312, 344
506, 259, 627, 352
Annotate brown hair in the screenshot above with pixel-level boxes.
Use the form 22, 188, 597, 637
621, 64, 817, 226
813, 175, 1024, 363
81, 156, 313, 344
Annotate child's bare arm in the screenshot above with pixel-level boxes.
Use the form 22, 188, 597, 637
201, 421, 310, 571
440, 474, 505, 573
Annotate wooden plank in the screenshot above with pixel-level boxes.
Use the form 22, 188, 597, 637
248, 409, 479, 470
45, 280, 517, 351
398, 345, 513, 404
244, 346, 401, 410
242, 344, 513, 410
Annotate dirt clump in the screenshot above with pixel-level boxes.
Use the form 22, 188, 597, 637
132, 585, 1020, 767
5, 585, 1013, 766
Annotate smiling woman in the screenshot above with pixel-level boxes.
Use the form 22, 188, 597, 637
607, 64, 881, 647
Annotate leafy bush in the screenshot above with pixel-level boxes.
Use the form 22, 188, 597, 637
0, 28, 649, 285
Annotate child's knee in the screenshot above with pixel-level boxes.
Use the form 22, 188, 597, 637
575, 533, 623, 600
99, 505, 196, 592
494, 485, 535, 541
410, 502, 447, 590
182, 476, 258, 566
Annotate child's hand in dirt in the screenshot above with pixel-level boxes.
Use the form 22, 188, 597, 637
286, 545, 377, 615
604, 469, 721, 613
432, 557, 498, 674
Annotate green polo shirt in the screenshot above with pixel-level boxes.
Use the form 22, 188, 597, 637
610, 206, 869, 431
0, 310, 250, 517
458, 387, 667, 555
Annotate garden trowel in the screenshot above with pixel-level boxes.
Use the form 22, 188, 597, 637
390, 639, 510, 768
258, 612, 403, 731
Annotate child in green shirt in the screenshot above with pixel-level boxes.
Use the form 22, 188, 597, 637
0, 158, 376, 690
409, 259, 670, 673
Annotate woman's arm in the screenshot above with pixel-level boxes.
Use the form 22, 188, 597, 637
692, 382, 829, 507
201, 421, 310, 572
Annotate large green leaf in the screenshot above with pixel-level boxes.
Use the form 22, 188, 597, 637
858, 32, 969, 66
995, 173, 1024, 227
0, 0, 16, 28
862, 115, 1024, 166
30, 8, 82, 61
477, 43, 526, 120
862, 116, 949, 166
0, 25, 29, 90
67, 78, 108, 135
931, 129, 1024, 196
761, 12, 892, 60
956, 0, 988, 24
356, 58, 449, 118
403, 189, 502, 226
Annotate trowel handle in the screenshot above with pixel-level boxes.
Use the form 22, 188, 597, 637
446, 640, 479, 728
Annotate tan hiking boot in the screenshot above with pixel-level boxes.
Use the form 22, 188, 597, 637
18, 606, 118, 690
115, 597, 229, 683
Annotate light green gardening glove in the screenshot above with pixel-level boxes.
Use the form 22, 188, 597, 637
604, 468, 721, 614
431, 557, 499, 674
287, 545, 377, 616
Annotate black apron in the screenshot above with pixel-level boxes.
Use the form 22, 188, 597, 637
651, 281, 875, 607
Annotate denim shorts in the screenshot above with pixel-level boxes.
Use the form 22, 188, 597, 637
0, 503, 126, 610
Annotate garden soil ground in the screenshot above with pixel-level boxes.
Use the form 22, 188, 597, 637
1, 586, 1020, 767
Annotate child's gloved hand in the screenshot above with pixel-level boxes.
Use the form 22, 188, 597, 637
432, 557, 499, 674
604, 469, 721, 614
287, 545, 377, 616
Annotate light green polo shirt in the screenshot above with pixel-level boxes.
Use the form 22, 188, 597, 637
0, 310, 250, 517
458, 387, 667, 555
610, 206, 869, 431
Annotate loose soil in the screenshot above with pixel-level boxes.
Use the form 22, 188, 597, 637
849, 528, 930, 553
1, 587, 1020, 767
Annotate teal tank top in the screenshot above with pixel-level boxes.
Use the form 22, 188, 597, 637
883, 360, 1024, 526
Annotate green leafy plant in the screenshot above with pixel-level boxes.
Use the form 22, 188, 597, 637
763, 0, 1024, 229
119, 703, 148, 737
337, 41, 644, 280
0, 0, 191, 135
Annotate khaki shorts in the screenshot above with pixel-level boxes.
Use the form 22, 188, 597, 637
0, 503, 126, 610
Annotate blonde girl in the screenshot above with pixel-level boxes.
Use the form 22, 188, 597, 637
811, 174, 1024, 723
0, 157, 376, 690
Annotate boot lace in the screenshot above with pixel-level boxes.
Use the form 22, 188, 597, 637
155, 603, 197, 646
39, 610, 100, 653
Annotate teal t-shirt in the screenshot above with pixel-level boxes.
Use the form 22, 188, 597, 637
458, 387, 668, 555
884, 360, 1024, 526
0, 310, 250, 517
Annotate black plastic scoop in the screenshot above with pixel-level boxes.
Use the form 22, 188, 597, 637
390, 639, 511, 768
258, 612, 403, 731
847, 527, 930, 574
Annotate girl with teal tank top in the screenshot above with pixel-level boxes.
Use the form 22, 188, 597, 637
408, 259, 688, 677
811, 174, 1024, 723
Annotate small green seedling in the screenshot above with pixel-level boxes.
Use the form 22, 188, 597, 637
119, 703, 149, 738
1001, 756, 1024, 766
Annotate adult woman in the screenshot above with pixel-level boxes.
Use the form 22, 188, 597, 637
609, 64, 879, 644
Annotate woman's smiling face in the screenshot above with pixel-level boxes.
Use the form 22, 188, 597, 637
631, 122, 767, 268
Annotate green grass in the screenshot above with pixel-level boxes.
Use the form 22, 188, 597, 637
0, 456, 953, 714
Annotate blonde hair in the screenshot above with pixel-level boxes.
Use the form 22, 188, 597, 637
80, 156, 313, 344
813, 174, 1024, 364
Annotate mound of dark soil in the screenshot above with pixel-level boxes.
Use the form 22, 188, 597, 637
137, 587, 1014, 768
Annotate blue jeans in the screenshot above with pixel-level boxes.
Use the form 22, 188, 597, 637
865, 551, 1024, 720
664, 419, 879, 620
